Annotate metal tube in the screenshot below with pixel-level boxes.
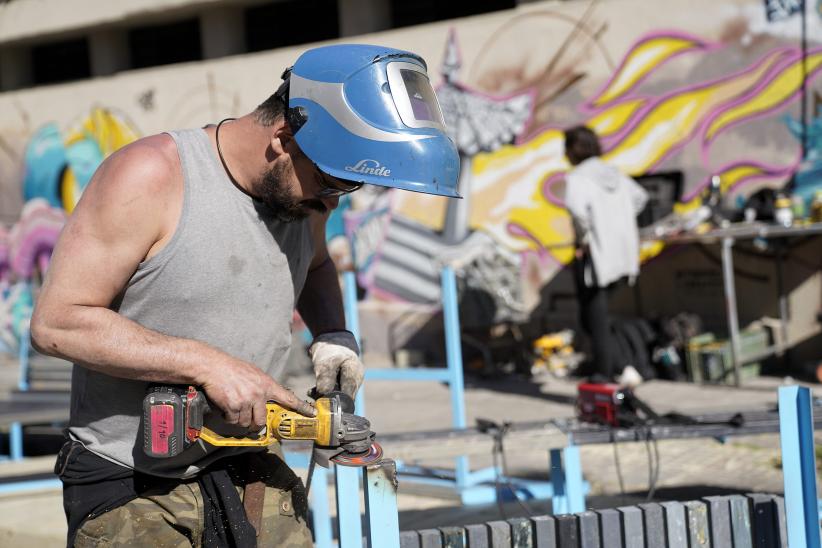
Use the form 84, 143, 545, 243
720, 237, 742, 386
338, 268, 365, 547
10, 422, 23, 461
443, 155, 472, 244
364, 459, 401, 548
343, 271, 361, 347
309, 465, 333, 548
342, 271, 366, 414
774, 243, 790, 359
335, 466, 363, 548
550, 448, 567, 514
17, 326, 30, 392
441, 266, 470, 487
778, 385, 821, 548
564, 445, 585, 513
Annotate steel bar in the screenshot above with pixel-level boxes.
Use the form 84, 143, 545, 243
721, 236, 742, 386
364, 459, 401, 548
778, 385, 821, 548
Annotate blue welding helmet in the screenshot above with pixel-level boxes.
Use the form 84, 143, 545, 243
276, 44, 461, 198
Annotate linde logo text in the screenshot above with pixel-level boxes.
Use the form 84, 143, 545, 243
345, 159, 391, 177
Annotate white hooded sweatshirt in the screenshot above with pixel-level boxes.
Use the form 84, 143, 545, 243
565, 157, 649, 288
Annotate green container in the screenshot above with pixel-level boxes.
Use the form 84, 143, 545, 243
697, 327, 770, 384
685, 332, 716, 383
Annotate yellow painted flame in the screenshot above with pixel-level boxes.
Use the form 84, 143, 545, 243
592, 36, 705, 107
469, 130, 569, 250
604, 49, 787, 176
495, 49, 786, 252
394, 46, 799, 256
587, 98, 646, 137
64, 107, 139, 153
704, 51, 822, 141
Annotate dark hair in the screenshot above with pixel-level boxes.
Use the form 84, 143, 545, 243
253, 91, 286, 126
564, 125, 602, 165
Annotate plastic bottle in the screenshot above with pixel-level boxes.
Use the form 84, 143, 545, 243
791, 193, 806, 221
707, 175, 723, 225
706, 175, 721, 207
774, 194, 794, 227
812, 190, 822, 223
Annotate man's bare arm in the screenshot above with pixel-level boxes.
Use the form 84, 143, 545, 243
296, 211, 364, 397
31, 136, 313, 425
296, 211, 347, 336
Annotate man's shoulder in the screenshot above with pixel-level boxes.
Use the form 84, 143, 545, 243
97, 133, 181, 196
113, 133, 178, 172
71, 132, 186, 247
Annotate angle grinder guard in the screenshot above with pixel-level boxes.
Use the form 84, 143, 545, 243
313, 391, 383, 467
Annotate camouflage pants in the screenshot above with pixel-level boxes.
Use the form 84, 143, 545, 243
74, 447, 313, 548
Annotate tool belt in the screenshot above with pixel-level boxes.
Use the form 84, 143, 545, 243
56, 437, 273, 547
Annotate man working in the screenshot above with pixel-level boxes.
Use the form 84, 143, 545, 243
564, 125, 648, 385
31, 44, 459, 547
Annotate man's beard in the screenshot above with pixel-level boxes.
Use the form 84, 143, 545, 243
257, 162, 327, 222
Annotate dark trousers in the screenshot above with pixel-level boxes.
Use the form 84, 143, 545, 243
573, 253, 618, 380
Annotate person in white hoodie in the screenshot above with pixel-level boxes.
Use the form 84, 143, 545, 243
564, 126, 649, 383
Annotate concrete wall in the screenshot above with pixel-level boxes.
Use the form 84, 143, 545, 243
0, 0, 250, 45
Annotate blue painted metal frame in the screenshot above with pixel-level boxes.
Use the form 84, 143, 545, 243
343, 268, 577, 508
338, 271, 366, 547
8, 327, 31, 462
297, 267, 590, 547
321, 381, 822, 537
9, 422, 23, 461
364, 459, 401, 548
284, 452, 333, 548
17, 326, 31, 392
336, 465, 363, 547
343, 272, 366, 414
440, 267, 471, 489
550, 446, 585, 514
282, 272, 365, 548
0, 324, 64, 492
389, 462, 563, 505
348, 268, 474, 495
0, 478, 62, 495
778, 385, 821, 548
310, 465, 333, 547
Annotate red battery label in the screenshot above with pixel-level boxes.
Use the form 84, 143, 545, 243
150, 404, 175, 455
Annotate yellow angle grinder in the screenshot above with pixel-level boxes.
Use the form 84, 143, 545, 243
143, 385, 383, 467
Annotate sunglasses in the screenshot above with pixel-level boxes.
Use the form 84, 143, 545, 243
314, 168, 363, 198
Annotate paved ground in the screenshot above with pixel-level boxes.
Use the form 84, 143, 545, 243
0, 351, 815, 546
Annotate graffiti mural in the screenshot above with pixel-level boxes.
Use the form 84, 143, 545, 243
785, 101, 822, 205
23, 107, 139, 213
431, 34, 821, 254
0, 199, 66, 352
0, 107, 137, 351
341, 6, 822, 304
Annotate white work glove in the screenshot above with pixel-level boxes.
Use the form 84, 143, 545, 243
308, 331, 364, 398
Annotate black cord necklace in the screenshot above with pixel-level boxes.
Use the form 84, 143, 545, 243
215, 117, 241, 189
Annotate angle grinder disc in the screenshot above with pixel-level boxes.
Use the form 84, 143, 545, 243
330, 442, 384, 467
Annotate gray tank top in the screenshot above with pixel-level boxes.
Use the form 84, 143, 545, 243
68, 127, 314, 478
